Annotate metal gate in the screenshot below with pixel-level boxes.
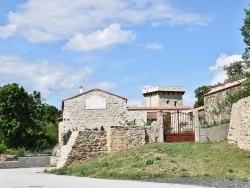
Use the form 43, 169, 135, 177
163, 111, 195, 142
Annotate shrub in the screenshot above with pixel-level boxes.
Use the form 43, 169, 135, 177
16, 148, 25, 157
0, 144, 7, 154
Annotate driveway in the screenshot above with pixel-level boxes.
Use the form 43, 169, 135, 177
0, 167, 210, 188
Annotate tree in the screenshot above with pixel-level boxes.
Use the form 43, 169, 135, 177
241, 7, 250, 67
220, 6, 250, 110
0, 83, 60, 150
223, 61, 246, 82
193, 85, 210, 108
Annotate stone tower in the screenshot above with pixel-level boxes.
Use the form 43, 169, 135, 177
143, 86, 185, 107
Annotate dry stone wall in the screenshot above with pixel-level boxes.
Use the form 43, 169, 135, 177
64, 131, 107, 166
145, 121, 164, 143
204, 85, 241, 124
57, 123, 163, 167
228, 97, 250, 151
107, 126, 146, 153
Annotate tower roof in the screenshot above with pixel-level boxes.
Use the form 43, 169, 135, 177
143, 86, 185, 95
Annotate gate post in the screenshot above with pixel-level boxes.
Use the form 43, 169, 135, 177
157, 110, 164, 142
193, 110, 200, 142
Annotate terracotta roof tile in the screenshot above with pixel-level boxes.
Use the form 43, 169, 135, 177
188, 106, 205, 112
204, 79, 245, 96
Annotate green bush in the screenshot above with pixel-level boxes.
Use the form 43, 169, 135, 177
5, 148, 26, 157
16, 148, 25, 157
0, 144, 7, 154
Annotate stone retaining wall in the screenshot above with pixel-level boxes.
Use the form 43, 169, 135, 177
228, 96, 250, 151
107, 126, 145, 153
58, 123, 163, 167
0, 156, 51, 169
64, 131, 107, 166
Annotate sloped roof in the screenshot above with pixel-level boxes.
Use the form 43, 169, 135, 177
204, 79, 245, 96
188, 106, 205, 112
63, 88, 127, 102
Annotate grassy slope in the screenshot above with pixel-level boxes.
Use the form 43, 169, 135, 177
49, 141, 250, 180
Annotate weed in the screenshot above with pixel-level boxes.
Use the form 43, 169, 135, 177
146, 159, 154, 165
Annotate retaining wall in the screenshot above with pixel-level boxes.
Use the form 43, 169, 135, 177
0, 156, 51, 169
58, 123, 164, 167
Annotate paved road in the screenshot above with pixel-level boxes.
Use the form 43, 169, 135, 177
0, 168, 211, 188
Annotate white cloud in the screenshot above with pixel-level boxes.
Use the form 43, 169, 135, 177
0, 24, 17, 39
1, 0, 212, 45
209, 53, 242, 84
64, 24, 135, 51
145, 42, 164, 50
0, 55, 93, 98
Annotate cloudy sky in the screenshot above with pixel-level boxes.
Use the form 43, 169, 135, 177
0, 0, 248, 108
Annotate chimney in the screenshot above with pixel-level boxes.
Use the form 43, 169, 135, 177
79, 85, 83, 94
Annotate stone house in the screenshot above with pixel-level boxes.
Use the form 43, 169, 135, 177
59, 88, 147, 147
204, 79, 244, 124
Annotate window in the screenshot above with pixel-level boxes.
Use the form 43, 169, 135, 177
174, 100, 177, 106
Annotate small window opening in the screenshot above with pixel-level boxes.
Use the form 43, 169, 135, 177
174, 100, 177, 106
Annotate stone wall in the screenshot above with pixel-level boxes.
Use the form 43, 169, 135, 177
228, 97, 250, 151
59, 89, 147, 146
0, 157, 51, 169
204, 84, 241, 124
107, 126, 145, 153
57, 123, 163, 167
57, 131, 79, 167
199, 124, 229, 142
145, 121, 164, 143
64, 131, 107, 166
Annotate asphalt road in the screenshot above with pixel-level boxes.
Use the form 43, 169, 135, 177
0, 168, 211, 188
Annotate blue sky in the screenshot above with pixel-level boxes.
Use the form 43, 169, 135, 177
0, 0, 248, 109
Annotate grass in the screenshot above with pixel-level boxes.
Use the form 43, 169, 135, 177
48, 140, 250, 181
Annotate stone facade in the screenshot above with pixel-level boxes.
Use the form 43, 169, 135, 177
143, 86, 185, 107
59, 89, 147, 146
204, 80, 243, 124
228, 96, 250, 151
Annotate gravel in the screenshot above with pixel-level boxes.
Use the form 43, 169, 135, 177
144, 178, 250, 188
